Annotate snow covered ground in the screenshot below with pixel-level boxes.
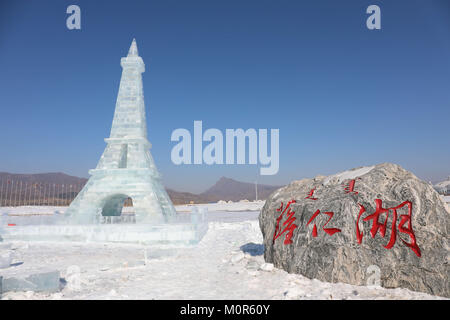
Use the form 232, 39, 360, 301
0, 202, 447, 300
0, 200, 266, 217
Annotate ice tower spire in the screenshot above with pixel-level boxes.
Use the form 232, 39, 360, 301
128, 38, 139, 57
65, 39, 176, 225
109, 38, 147, 140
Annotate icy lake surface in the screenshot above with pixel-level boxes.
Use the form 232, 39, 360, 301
0, 202, 447, 300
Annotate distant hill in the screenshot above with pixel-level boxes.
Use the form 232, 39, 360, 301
0, 172, 89, 206
168, 177, 281, 204
0, 172, 282, 205
0, 172, 88, 186
165, 189, 214, 205
199, 177, 281, 202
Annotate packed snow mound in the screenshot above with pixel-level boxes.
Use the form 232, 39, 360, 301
434, 176, 450, 193
323, 165, 375, 185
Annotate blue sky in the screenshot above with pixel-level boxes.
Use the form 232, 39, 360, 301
0, 0, 449, 193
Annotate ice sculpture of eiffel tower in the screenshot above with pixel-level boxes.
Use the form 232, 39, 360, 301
66, 39, 176, 224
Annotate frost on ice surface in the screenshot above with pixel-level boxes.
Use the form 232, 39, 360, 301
0, 207, 208, 245
2, 271, 60, 293
0, 252, 12, 269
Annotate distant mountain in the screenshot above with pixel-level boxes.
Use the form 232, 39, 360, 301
0, 172, 89, 206
0, 172, 87, 186
199, 177, 281, 202
166, 189, 215, 205
168, 177, 281, 204
0, 172, 282, 205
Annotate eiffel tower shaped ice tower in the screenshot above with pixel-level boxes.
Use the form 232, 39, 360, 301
66, 39, 176, 224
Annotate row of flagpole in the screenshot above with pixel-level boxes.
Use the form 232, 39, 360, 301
0, 180, 85, 207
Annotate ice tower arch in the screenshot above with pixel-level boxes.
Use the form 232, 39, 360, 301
100, 193, 130, 217
65, 39, 176, 225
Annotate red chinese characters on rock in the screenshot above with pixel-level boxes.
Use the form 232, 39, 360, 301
272, 179, 422, 258
273, 200, 298, 245
273, 198, 341, 245
305, 187, 318, 200
356, 199, 421, 257
343, 178, 360, 195
307, 210, 341, 237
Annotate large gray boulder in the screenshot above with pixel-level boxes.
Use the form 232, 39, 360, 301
259, 163, 449, 297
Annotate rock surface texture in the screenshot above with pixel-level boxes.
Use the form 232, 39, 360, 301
259, 163, 449, 297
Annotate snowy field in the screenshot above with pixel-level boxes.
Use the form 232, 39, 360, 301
0, 202, 447, 300
0, 201, 266, 217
